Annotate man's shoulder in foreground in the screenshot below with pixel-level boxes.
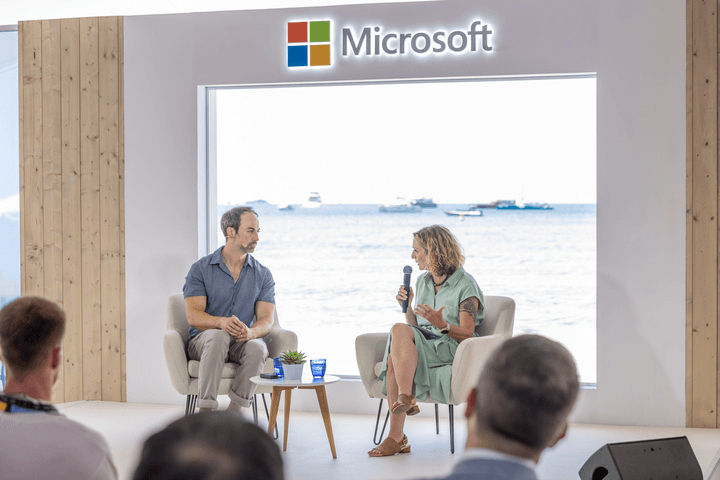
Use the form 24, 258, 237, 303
416, 451, 537, 480
0, 408, 118, 480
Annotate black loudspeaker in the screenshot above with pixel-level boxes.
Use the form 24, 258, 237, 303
579, 436, 703, 480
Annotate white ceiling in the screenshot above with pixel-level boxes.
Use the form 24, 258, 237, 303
0, 0, 437, 27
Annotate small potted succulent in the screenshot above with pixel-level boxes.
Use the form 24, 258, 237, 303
279, 350, 307, 380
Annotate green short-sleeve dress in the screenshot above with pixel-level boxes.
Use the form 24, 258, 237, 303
378, 266, 484, 404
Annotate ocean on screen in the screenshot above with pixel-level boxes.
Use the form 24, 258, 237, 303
217, 203, 597, 383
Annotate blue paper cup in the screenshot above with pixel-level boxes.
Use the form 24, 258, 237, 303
310, 358, 326, 378
273, 357, 284, 377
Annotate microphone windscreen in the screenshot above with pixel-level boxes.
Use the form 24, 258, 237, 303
403, 265, 413, 274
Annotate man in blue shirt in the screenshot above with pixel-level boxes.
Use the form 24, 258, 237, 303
183, 206, 276, 413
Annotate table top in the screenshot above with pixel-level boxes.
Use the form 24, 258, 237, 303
250, 374, 340, 387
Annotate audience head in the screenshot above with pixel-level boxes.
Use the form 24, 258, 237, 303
133, 411, 284, 480
221, 206, 258, 240
413, 225, 465, 277
0, 296, 65, 383
469, 334, 579, 459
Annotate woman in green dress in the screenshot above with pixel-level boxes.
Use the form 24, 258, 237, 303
369, 225, 484, 457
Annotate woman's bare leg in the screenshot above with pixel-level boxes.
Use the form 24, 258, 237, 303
389, 323, 418, 399
386, 352, 399, 411
385, 354, 408, 442
369, 325, 417, 455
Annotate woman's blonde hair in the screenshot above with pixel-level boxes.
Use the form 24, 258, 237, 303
413, 225, 465, 277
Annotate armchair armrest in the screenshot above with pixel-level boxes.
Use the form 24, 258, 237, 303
356, 332, 389, 396
163, 330, 191, 394
449, 333, 505, 404
263, 324, 298, 359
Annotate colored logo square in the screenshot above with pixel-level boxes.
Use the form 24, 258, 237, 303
288, 22, 307, 43
310, 44, 330, 66
288, 45, 308, 67
309, 21, 330, 43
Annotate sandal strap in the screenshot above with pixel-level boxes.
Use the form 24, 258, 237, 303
370, 436, 407, 456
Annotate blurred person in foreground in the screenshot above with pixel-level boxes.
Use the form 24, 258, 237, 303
0, 296, 118, 480
370, 225, 484, 457
133, 411, 284, 480
418, 334, 580, 480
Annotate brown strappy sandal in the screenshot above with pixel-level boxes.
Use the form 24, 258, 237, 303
368, 435, 411, 457
391, 393, 417, 415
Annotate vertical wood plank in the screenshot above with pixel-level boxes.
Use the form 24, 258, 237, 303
691, 0, 718, 428
716, 0, 720, 429
61, 18, 83, 403
99, 16, 122, 402
41, 19, 63, 312
42, 19, 66, 404
686, 0, 694, 428
80, 17, 102, 401
21, 21, 43, 297
18, 22, 25, 296
118, 17, 127, 402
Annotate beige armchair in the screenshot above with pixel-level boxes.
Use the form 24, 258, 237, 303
163, 293, 298, 424
355, 295, 515, 453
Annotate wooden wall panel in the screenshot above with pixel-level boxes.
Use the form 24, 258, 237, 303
686, 0, 694, 429
22, 21, 43, 298
18, 23, 24, 297
60, 18, 83, 403
41, 19, 62, 307
118, 18, 126, 403
687, 0, 720, 428
80, 17, 102, 401
19, 17, 125, 404
99, 16, 122, 402
42, 19, 65, 403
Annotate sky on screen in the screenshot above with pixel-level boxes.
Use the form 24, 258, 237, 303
216, 76, 596, 206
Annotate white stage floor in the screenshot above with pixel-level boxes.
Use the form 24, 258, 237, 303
56, 400, 720, 480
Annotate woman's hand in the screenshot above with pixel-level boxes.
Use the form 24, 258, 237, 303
396, 285, 414, 307
414, 304, 446, 328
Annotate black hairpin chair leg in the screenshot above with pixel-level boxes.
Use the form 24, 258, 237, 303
373, 399, 391, 445
186, 394, 198, 416
261, 393, 279, 440
435, 404, 440, 434
449, 404, 455, 453
252, 395, 259, 424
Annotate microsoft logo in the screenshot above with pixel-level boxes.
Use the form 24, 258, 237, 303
287, 21, 331, 67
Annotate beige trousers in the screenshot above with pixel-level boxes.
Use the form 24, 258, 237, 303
187, 329, 268, 409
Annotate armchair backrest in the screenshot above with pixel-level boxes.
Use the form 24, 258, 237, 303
167, 294, 190, 344
478, 295, 515, 338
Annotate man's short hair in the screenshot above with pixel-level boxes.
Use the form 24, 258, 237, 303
133, 412, 284, 480
220, 206, 258, 238
0, 296, 66, 381
476, 334, 579, 451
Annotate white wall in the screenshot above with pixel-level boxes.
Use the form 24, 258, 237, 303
124, 0, 686, 426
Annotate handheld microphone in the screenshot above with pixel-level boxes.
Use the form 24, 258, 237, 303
402, 265, 413, 313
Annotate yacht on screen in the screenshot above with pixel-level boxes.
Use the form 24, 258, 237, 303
303, 192, 322, 209
379, 198, 422, 213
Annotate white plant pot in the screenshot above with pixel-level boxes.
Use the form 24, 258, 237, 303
282, 363, 305, 380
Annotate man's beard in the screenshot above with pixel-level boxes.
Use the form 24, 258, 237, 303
241, 242, 257, 253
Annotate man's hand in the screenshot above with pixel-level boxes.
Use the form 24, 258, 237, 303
220, 315, 253, 341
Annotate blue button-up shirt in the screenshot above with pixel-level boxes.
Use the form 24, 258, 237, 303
183, 247, 275, 340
